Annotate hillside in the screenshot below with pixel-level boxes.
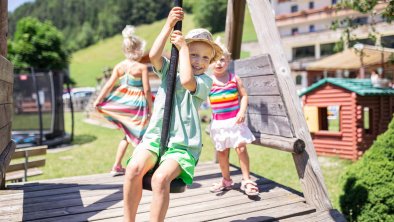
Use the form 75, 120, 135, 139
70, 9, 257, 87
8, 0, 173, 51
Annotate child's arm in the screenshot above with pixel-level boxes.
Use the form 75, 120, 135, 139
149, 7, 184, 72
235, 75, 248, 124
93, 65, 121, 107
141, 64, 153, 116
170, 30, 196, 92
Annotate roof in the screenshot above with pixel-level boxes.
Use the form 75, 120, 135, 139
299, 78, 394, 96
307, 45, 394, 71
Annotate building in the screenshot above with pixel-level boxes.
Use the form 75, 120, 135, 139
300, 78, 394, 160
271, 0, 394, 92
306, 45, 394, 86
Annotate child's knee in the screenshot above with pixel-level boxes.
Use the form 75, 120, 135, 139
236, 145, 247, 153
151, 172, 171, 190
125, 163, 144, 180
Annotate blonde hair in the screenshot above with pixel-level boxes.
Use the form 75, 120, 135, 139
122, 25, 146, 61
215, 37, 231, 59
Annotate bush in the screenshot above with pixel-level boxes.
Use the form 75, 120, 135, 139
340, 117, 394, 221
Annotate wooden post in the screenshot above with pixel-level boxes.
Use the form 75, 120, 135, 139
224, 0, 246, 60
0, 0, 16, 189
246, 0, 332, 210
0, 0, 7, 57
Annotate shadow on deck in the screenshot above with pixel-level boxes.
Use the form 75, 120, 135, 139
0, 163, 345, 222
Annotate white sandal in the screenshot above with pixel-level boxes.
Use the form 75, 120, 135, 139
210, 178, 233, 193
241, 179, 259, 196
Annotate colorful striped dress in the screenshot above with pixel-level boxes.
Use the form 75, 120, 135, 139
97, 72, 149, 147
208, 73, 255, 151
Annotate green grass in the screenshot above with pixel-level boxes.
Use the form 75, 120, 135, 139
12, 113, 53, 130
242, 6, 258, 43
28, 111, 350, 210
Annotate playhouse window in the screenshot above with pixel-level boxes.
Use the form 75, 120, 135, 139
295, 75, 302, 85
319, 106, 340, 132
363, 107, 372, 134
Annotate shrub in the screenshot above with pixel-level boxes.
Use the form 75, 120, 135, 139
340, 117, 394, 221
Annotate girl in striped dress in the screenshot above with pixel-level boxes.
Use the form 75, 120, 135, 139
94, 25, 153, 176
208, 44, 259, 196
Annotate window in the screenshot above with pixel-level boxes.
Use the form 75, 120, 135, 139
291, 28, 299, 35
320, 43, 336, 56
292, 45, 315, 60
295, 75, 302, 85
309, 25, 315, 32
353, 17, 368, 25
332, 0, 337, 4
363, 107, 373, 134
291, 5, 298, 13
350, 38, 375, 47
319, 106, 340, 132
309, 2, 314, 9
381, 35, 394, 48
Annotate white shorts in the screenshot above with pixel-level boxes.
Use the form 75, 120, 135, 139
209, 117, 256, 151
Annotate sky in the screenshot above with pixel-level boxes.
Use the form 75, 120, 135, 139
8, 0, 35, 12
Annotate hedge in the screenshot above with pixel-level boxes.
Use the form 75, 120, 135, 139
340, 117, 394, 221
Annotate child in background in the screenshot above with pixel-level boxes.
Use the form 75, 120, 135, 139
208, 42, 259, 196
94, 25, 153, 176
122, 7, 223, 222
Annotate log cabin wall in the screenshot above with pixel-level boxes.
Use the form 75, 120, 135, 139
303, 83, 357, 160
356, 95, 394, 158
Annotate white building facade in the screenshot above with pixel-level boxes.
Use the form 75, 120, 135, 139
270, 0, 394, 92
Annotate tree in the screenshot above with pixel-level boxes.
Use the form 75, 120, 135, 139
331, 0, 394, 51
8, 17, 69, 70
8, 0, 172, 51
340, 117, 394, 221
193, 0, 227, 34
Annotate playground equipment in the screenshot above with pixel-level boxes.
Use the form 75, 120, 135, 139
224, 0, 333, 211
12, 69, 72, 148
0, 0, 16, 188
142, 0, 187, 193
0, 0, 345, 219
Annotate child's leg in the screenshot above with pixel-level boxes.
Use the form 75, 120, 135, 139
217, 149, 231, 180
236, 143, 259, 196
235, 143, 251, 180
123, 149, 157, 222
150, 159, 181, 221
113, 138, 128, 168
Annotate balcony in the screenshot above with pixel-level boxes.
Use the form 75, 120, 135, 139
275, 3, 387, 27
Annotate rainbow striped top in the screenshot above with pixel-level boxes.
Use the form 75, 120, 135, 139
209, 73, 240, 120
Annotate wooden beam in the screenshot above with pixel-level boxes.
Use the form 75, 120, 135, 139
7, 159, 46, 173
11, 145, 48, 159
0, 141, 16, 189
246, 0, 332, 210
0, 0, 7, 57
253, 135, 305, 154
224, 0, 246, 60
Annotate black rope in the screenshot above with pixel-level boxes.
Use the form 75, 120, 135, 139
142, 0, 186, 193
159, 0, 183, 156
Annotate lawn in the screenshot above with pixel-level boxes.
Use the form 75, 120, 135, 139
29, 111, 351, 210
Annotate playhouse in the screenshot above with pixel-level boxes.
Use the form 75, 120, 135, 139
301, 78, 394, 160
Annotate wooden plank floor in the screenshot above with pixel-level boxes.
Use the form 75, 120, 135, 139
0, 163, 345, 222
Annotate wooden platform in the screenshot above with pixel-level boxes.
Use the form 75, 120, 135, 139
0, 163, 345, 222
